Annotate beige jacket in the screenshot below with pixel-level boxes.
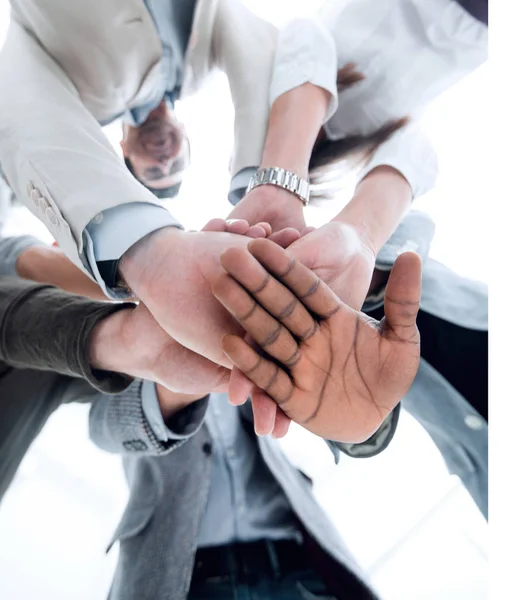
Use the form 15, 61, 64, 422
0, 0, 276, 267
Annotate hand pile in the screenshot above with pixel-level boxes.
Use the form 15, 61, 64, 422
112, 187, 421, 443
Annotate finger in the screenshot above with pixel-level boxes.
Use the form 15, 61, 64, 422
221, 334, 294, 407
383, 252, 422, 342
228, 365, 254, 406
201, 218, 227, 233
224, 219, 251, 235
272, 406, 292, 438
251, 388, 278, 436
254, 222, 272, 236
213, 274, 301, 367
219, 247, 316, 342
268, 228, 301, 249
247, 239, 341, 321
245, 224, 269, 239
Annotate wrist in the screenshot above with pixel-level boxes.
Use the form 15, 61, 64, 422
326, 219, 378, 264
88, 308, 134, 373
118, 226, 183, 296
262, 83, 330, 177
248, 172, 309, 209
336, 166, 412, 256
155, 383, 203, 422
259, 158, 308, 182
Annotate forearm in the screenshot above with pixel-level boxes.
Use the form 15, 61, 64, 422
0, 277, 133, 392
335, 166, 412, 256
261, 83, 330, 177
16, 245, 108, 301
0, 234, 44, 277
228, 84, 330, 229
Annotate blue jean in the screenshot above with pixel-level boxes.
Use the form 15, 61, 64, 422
187, 566, 337, 599
188, 541, 338, 600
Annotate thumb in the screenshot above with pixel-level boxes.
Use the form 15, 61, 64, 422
383, 252, 422, 342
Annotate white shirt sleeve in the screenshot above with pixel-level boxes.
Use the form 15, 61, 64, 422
210, 0, 278, 176
270, 0, 486, 199
321, 0, 488, 140
358, 123, 439, 200
269, 18, 338, 123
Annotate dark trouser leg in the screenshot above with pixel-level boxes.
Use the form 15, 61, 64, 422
188, 540, 365, 599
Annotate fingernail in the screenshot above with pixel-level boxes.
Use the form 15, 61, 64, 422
226, 219, 241, 225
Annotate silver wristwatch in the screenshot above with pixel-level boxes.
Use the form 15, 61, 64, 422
246, 167, 310, 206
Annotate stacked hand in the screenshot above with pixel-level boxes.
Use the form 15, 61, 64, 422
213, 239, 421, 442
90, 218, 300, 394
103, 208, 420, 444
224, 210, 379, 437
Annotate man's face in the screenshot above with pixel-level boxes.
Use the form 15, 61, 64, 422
121, 103, 190, 192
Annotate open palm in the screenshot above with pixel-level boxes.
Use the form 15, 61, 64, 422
213, 239, 421, 443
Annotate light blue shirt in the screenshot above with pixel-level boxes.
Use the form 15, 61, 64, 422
141, 382, 301, 547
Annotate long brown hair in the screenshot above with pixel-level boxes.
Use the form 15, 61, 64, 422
309, 64, 409, 198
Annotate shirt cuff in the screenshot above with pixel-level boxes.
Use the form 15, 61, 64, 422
332, 404, 401, 459
0, 235, 46, 277
270, 19, 338, 123
141, 380, 209, 442
358, 124, 439, 200
229, 167, 257, 206
84, 202, 183, 299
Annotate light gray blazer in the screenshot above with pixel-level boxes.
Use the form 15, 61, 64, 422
90, 385, 382, 600
0, 0, 275, 268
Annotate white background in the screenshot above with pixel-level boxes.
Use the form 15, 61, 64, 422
0, 1, 490, 599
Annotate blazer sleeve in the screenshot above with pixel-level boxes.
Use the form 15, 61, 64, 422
0, 17, 168, 271
89, 380, 209, 457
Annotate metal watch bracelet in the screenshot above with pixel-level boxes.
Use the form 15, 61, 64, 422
246, 167, 310, 206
